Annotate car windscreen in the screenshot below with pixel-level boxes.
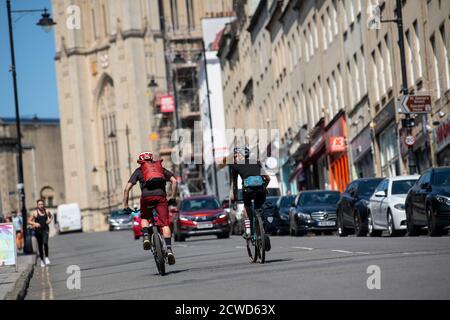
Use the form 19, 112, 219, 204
111, 211, 127, 218
181, 198, 220, 212
298, 192, 340, 206
358, 180, 383, 197
267, 188, 281, 197
280, 196, 295, 208
433, 169, 450, 186
265, 197, 279, 206
391, 180, 417, 195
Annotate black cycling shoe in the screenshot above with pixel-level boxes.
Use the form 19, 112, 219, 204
166, 249, 176, 265
143, 234, 151, 250
264, 235, 271, 252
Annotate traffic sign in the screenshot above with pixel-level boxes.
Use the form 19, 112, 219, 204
404, 135, 416, 147
398, 95, 432, 114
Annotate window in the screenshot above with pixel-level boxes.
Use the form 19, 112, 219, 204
406, 29, 415, 84
360, 47, 367, 94
91, 9, 98, 39
321, 15, 328, 50
384, 35, 393, 89
430, 34, 441, 99
413, 21, 423, 79
372, 51, 380, 102
439, 24, 450, 91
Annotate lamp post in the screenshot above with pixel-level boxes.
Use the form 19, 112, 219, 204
380, 0, 417, 174
200, 40, 220, 199
92, 163, 111, 216
6, 1, 56, 254
108, 125, 133, 202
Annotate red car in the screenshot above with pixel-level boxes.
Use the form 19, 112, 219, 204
173, 196, 230, 242
132, 205, 178, 240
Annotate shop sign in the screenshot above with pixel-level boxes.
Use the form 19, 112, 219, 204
309, 134, 325, 158
435, 116, 450, 153
160, 95, 175, 113
328, 136, 347, 153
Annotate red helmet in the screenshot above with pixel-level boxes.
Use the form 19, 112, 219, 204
138, 151, 153, 162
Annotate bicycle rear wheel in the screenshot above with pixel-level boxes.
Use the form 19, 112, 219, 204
255, 213, 266, 264
152, 227, 166, 276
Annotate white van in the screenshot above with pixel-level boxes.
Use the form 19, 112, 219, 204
56, 203, 83, 234
229, 175, 281, 234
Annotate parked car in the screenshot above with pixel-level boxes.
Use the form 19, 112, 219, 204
108, 209, 133, 231
337, 178, 384, 237
368, 176, 419, 237
405, 167, 450, 236
132, 215, 142, 240
275, 195, 296, 235
173, 196, 230, 241
289, 191, 341, 236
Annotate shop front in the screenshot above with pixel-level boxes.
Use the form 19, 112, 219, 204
350, 125, 375, 179
303, 119, 327, 190
435, 115, 450, 166
325, 111, 350, 193
374, 101, 400, 177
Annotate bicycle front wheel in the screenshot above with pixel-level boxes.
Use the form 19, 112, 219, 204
152, 229, 166, 276
255, 213, 266, 264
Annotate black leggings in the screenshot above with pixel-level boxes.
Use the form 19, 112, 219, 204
35, 230, 49, 260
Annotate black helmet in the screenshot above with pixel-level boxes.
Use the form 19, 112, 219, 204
233, 147, 250, 159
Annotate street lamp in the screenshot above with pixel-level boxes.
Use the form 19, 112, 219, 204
6, 1, 56, 254
92, 162, 112, 216
108, 125, 134, 202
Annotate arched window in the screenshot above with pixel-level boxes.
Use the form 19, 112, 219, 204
40, 187, 56, 208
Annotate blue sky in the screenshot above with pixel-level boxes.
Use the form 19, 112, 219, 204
0, 0, 59, 119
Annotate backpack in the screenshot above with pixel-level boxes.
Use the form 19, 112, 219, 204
138, 159, 166, 189
243, 175, 265, 188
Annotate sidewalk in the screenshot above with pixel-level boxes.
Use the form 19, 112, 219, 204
0, 253, 36, 300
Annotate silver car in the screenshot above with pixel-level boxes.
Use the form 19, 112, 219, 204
108, 210, 133, 231
368, 175, 419, 237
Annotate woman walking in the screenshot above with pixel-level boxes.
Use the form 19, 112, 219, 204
29, 200, 52, 267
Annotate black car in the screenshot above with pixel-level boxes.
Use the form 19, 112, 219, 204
337, 178, 384, 237
275, 195, 296, 235
289, 191, 341, 236
405, 167, 450, 236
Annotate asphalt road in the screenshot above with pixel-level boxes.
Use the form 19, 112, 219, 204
26, 229, 450, 300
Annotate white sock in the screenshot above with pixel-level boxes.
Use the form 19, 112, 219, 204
244, 219, 251, 235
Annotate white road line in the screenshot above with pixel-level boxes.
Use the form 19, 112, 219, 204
332, 249, 354, 254
292, 247, 314, 251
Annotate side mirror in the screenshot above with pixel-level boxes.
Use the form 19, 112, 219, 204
420, 183, 431, 191
375, 190, 386, 198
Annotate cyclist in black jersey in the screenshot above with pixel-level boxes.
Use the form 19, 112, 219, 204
229, 147, 271, 251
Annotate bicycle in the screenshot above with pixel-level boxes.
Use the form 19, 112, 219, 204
246, 199, 266, 264
146, 205, 168, 276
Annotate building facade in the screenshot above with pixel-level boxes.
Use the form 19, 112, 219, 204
51, 0, 233, 231
0, 117, 65, 219
219, 0, 450, 194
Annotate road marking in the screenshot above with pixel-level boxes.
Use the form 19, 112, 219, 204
292, 247, 314, 251
332, 250, 354, 254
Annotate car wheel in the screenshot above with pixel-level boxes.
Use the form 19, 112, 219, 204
387, 211, 401, 237
337, 211, 349, 237
406, 205, 420, 237
354, 212, 367, 237
427, 206, 443, 237
368, 211, 382, 237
